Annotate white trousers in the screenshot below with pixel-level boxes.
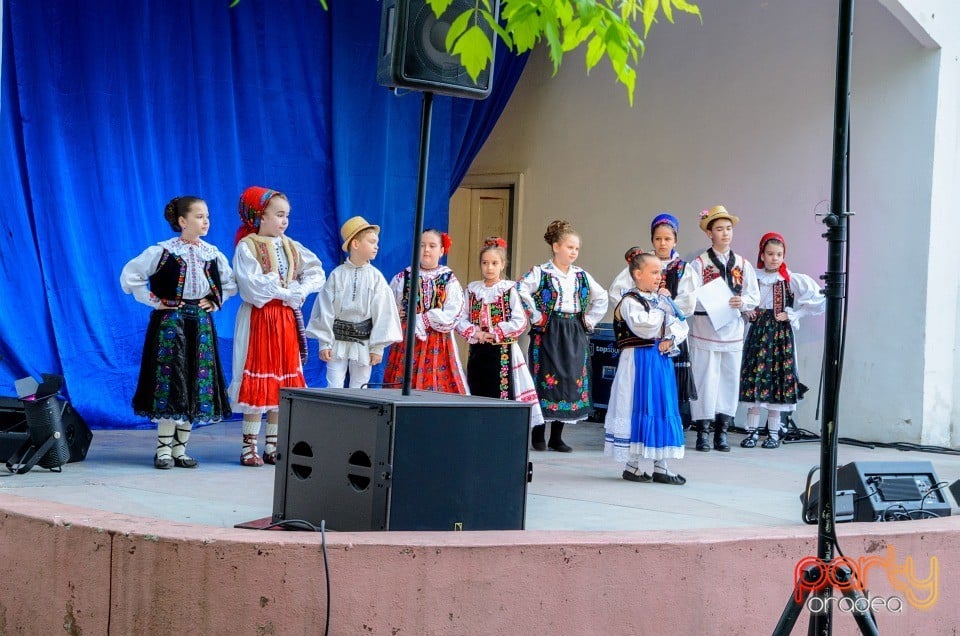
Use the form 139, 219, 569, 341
326, 358, 373, 389
688, 347, 742, 420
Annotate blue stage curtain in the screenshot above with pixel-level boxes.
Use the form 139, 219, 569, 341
0, 0, 526, 429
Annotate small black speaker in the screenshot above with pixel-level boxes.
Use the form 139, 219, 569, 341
272, 388, 530, 531
801, 461, 951, 523
377, 0, 499, 99
0, 395, 91, 465
589, 324, 618, 417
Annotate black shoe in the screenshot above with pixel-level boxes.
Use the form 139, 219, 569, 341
652, 471, 687, 485
531, 424, 547, 451
548, 421, 572, 452
740, 431, 759, 448
761, 437, 781, 449
695, 420, 711, 451
154, 454, 174, 470
173, 455, 199, 469
622, 470, 652, 483
713, 414, 732, 452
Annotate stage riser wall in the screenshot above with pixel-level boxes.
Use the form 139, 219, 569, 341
0, 495, 955, 635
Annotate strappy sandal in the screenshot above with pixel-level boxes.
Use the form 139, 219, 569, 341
263, 433, 278, 465
172, 428, 198, 468
740, 431, 759, 448
761, 437, 781, 449
652, 471, 687, 486
154, 435, 174, 469
241, 433, 264, 467
622, 470, 653, 483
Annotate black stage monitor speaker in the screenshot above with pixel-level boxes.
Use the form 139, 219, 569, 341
0, 395, 91, 466
589, 323, 618, 417
802, 461, 951, 523
377, 0, 499, 99
950, 479, 960, 509
272, 388, 530, 531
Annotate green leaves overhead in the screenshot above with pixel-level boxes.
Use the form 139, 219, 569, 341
227, 0, 700, 104
431, 0, 700, 106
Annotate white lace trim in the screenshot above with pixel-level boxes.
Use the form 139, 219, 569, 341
159, 237, 219, 261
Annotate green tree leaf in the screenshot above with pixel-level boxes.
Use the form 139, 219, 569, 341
452, 25, 495, 81
445, 9, 474, 52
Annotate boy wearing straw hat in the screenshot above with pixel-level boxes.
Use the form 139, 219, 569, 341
680, 205, 760, 452
307, 216, 402, 388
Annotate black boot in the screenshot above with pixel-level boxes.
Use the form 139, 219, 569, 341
713, 414, 731, 452
695, 420, 711, 452
531, 424, 547, 451
548, 421, 572, 453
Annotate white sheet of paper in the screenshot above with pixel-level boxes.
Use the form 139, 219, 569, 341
697, 278, 740, 331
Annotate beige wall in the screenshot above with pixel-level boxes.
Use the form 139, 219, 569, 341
466, 0, 952, 444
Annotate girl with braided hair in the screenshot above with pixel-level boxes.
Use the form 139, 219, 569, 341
456, 237, 543, 428
121, 196, 236, 469
517, 219, 607, 452
229, 186, 326, 466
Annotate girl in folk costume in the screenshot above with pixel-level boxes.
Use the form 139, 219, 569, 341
739, 232, 824, 448
121, 196, 236, 469
518, 219, 608, 452
307, 216, 402, 388
229, 186, 326, 466
604, 252, 689, 484
681, 205, 760, 452
382, 229, 467, 393
456, 237, 544, 428
608, 213, 698, 428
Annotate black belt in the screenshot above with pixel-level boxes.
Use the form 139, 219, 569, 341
694, 310, 708, 316
333, 318, 373, 343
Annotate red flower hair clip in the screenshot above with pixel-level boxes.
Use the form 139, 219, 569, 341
440, 232, 453, 255
484, 237, 507, 249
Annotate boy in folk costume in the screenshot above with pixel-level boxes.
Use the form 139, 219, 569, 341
229, 186, 326, 466
307, 216, 402, 388
679, 205, 760, 452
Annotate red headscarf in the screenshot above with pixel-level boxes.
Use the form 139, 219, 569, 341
757, 232, 790, 283
234, 186, 282, 245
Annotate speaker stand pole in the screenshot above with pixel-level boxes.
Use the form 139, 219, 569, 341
772, 2, 876, 633
402, 91, 435, 396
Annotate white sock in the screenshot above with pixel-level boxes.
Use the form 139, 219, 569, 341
242, 419, 261, 452
746, 410, 761, 432
654, 459, 669, 474
172, 422, 192, 458
767, 412, 781, 440
156, 419, 176, 459
265, 422, 279, 453
624, 461, 643, 476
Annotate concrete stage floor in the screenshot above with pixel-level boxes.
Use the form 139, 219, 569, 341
2, 420, 958, 530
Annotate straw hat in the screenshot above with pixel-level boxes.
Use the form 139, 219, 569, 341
340, 216, 380, 252
698, 205, 740, 232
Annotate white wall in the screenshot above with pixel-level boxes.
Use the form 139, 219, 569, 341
467, 0, 951, 443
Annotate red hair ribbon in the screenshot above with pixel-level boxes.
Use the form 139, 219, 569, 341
757, 231, 790, 283
485, 237, 507, 249
440, 232, 453, 256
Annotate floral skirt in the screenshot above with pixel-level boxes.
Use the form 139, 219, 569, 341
383, 327, 466, 394
739, 310, 799, 407
133, 302, 231, 423
528, 312, 592, 421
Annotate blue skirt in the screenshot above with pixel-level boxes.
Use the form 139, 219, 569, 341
604, 346, 685, 461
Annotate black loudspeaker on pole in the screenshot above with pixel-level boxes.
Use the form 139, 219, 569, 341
376, 1, 497, 393
377, 0, 499, 99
